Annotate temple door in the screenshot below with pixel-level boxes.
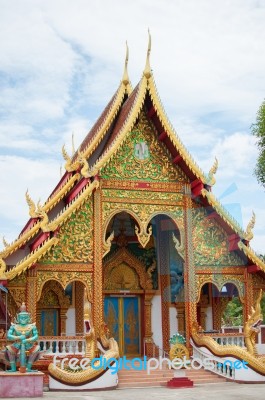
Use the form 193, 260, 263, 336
104, 296, 141, 357
40, 309, 59, 336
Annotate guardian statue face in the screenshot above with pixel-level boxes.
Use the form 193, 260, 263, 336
17, 312, 30, 326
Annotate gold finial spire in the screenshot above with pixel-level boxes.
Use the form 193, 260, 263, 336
206, 157, 218, 186
25, 190, 37, 218
72, 133, 75, 156
2, 236, 9, 248
143, 29, 152, 79
122, 41, 130, 86
244, 211, 256, 241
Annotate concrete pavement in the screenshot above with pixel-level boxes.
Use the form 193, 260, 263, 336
3, 383, 265, 400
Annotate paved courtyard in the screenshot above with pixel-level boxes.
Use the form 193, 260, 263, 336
5, 383, 265, 400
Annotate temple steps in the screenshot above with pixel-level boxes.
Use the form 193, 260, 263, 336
118, 367, 227, 388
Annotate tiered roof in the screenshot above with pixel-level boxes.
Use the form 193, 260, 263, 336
0, 38, 264, 280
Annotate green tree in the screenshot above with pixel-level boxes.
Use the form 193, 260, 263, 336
252, 100, 265, 187
222, 298, 243, 326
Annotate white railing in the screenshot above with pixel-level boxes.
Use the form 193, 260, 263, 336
38, 336, 86, 355
211, 334, 245, 347
192, 345, 235, 380
220, 325, 265, 353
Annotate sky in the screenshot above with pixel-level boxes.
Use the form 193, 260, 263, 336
0, 0, 264, 253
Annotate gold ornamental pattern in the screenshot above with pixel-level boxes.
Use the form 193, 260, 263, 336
105, 262, 140, 290
196, 273, 245, 303
192, 207, 245, 267
41, 201, 93, 263
101, 110, 187, 182
36, 270, 93, 302
102, 189, 183, 204
102, 201, 184, 233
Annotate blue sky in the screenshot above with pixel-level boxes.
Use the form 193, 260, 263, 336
0, 0, 264, 253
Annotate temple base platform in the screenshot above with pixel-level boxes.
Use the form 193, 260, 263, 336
0, 371, 44, 398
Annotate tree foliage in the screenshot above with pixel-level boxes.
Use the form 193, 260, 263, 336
252, 100, 265, 187
222, 298, 243, 326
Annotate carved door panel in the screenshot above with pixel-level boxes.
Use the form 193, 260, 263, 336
104, 296, 141, 356
40, 309, 59, 336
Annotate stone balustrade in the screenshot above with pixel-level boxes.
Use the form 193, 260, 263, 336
38, 336, 86, 355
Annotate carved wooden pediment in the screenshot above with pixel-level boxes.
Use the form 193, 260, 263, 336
103, 247, 153, 290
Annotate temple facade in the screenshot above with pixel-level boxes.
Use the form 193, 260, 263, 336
0, 41, 265, 360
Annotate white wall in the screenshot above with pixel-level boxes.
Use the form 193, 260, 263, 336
151, 295, 162, 349
205, 306, 213, 330
169, 306, 178, 338
66, 308, 76, 335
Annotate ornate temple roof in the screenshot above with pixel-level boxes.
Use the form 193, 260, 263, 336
0, 37, 265, 280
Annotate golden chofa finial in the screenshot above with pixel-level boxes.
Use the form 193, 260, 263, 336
2, 236, 9, 248
0, 257, 7, 279
122, 41, 130, 86
206, 157, 218, 186
244, 211, 256, 241
25, 190, 38, 218
72, 132, 75, 157
143, 29, 152, 79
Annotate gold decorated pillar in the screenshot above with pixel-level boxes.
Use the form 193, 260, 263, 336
157, 220, 170, 353
144, 292, 154, 357
212, 297, 230, 330
75, 282, 85, 334
199, 294, 209, 330
175, 302, 185, 336
93, 184, 103, 337
60, 309, 68, 335
200, 309, 207, 330
36, 310, 41, 333
26, 268, 37, 322
183, 185, 197, 348
244, 269, 253, 324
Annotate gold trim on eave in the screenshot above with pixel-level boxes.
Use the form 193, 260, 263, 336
6, 237, 59, 280
238, 241, 265, 273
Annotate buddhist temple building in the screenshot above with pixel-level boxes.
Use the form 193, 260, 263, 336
0, 36, 265, 365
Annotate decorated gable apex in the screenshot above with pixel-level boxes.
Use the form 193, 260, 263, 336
0, 36, 265, 280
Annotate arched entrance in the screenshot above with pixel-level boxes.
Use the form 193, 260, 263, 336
197, 282, 243, 331
103, 211, 183, 356
36, 279, 87, 336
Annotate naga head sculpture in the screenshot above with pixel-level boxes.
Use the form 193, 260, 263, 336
84, 289, 94, 337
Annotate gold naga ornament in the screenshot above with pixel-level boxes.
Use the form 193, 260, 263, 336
243, 211, 256, 242
191, 289, 265, 375
244, 289, 263, 355
0, 257, 7, 279
48, 319, 120, 385
205, 157, 218, 186
83, 289, 95, 360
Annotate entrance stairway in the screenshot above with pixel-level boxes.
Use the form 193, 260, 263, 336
117, 362, 227, 388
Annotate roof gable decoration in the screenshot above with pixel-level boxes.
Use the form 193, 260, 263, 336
80, 34, 212, 186
1, 32, 265, 280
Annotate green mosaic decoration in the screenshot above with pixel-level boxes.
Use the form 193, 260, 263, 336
101, 110, 187, 182
41, 201, 93, 263
192, 207, 245, 267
